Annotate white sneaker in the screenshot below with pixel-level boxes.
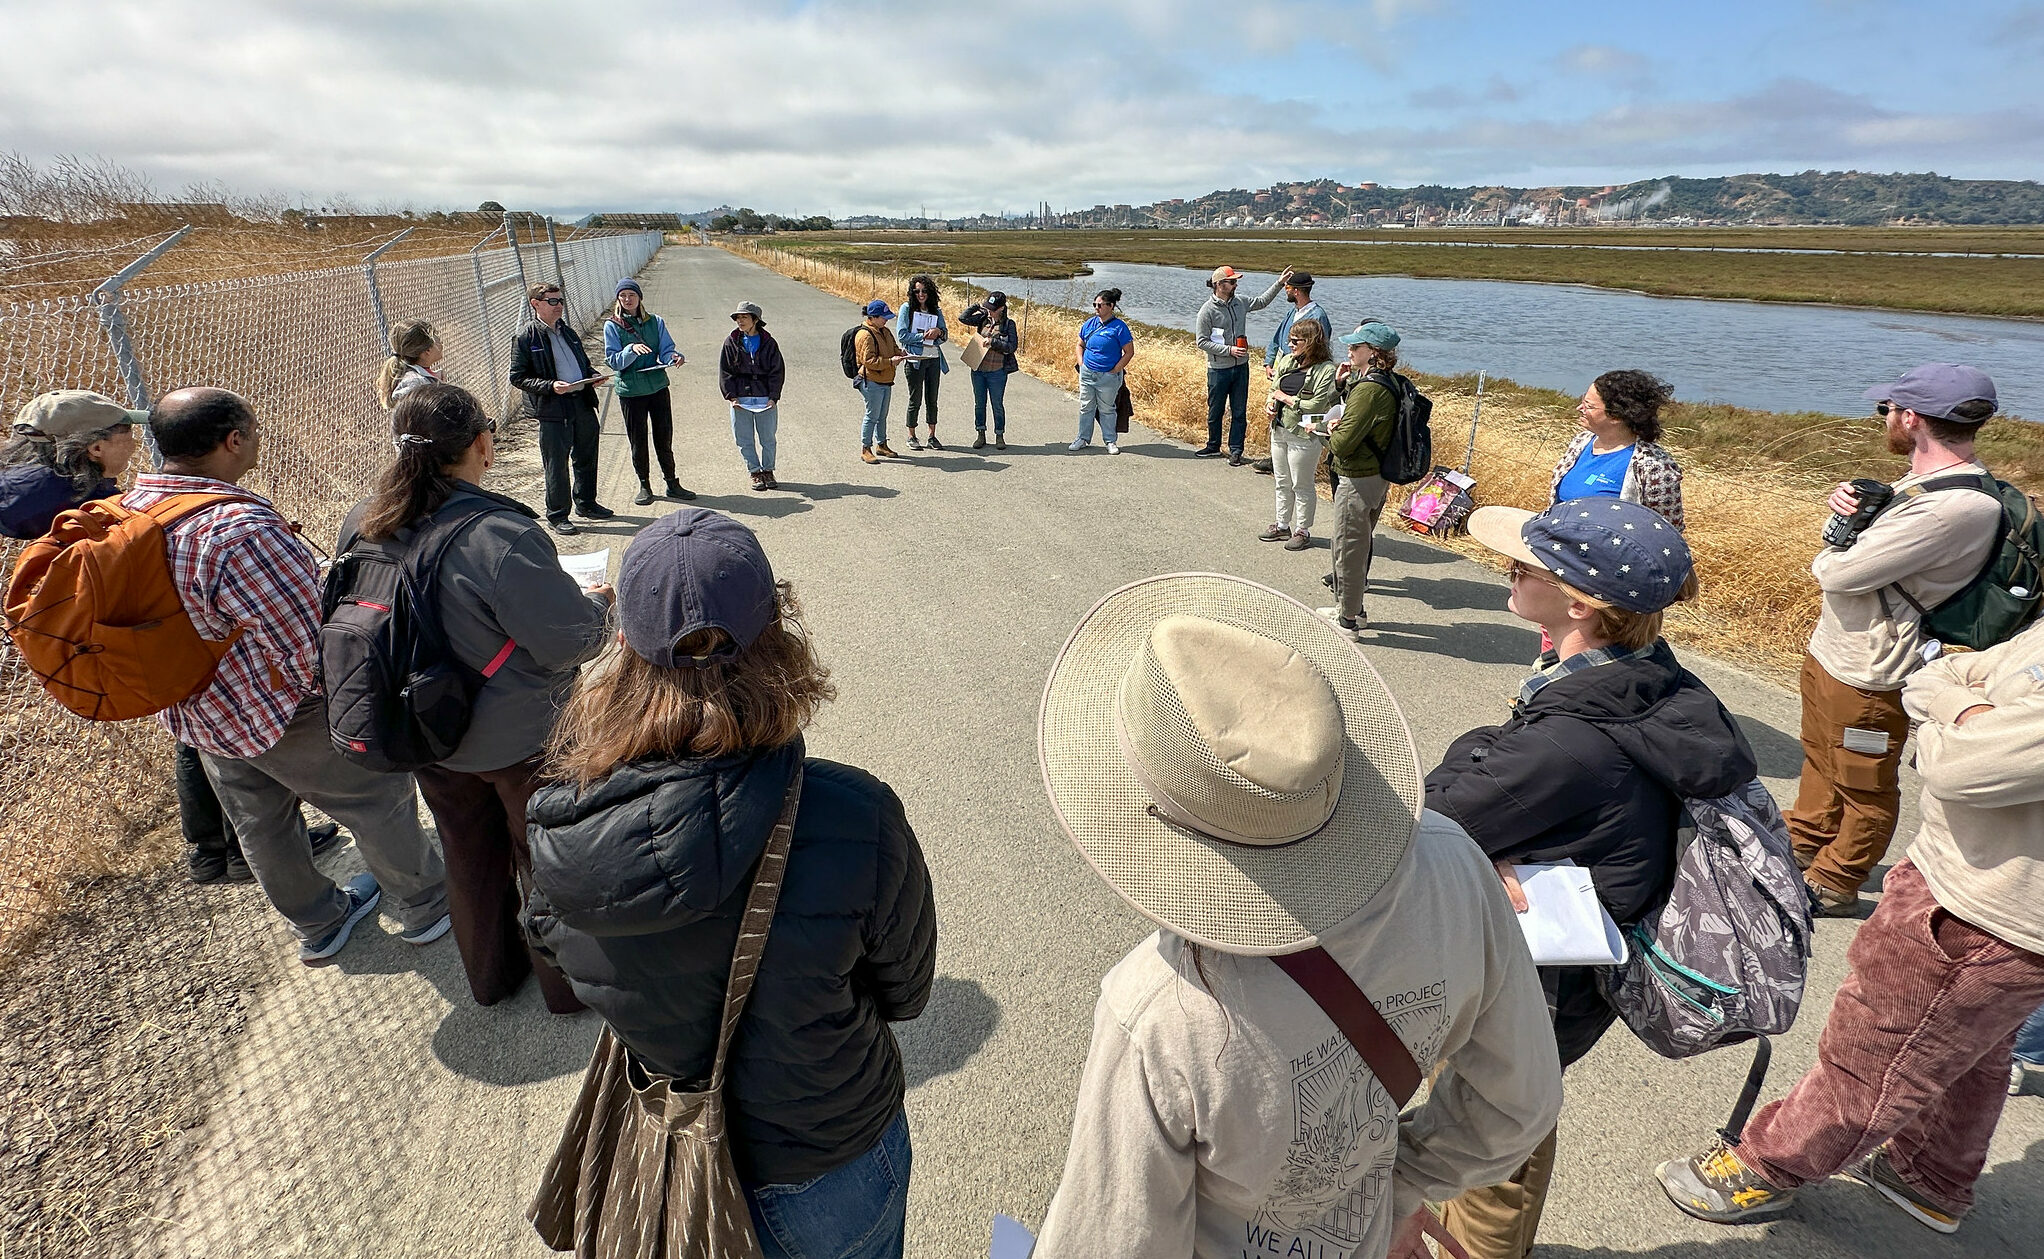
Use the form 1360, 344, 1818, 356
2014, 1058, 2038, 1097
1068, 439, 1085, 451
1107, 443, 1121, 455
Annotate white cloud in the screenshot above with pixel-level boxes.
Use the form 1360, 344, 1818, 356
0, 0, 2035, 217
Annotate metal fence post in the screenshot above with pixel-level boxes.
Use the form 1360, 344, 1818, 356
90, 225, 192, 467
546, 218, 569, 325
470, 223, 508, 416
504, 211, 530, 299
361, 227, 414, 344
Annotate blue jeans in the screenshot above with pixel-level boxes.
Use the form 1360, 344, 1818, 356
1206, 362, 1249, 453
745, 1111, 911, 1259
859, 380, 891, 449
1076, 368, 1123, 445
970, 369, 1008, 432
732, 404, 779, 473
2016, 1002, 2044, 1066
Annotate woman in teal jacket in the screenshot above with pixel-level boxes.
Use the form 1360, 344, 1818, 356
895, 274, 949, 450
603, 277, 691, 504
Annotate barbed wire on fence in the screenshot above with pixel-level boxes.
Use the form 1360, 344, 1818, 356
0, 221, 663, 955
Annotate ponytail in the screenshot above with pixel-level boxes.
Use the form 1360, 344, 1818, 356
359, 383, 492, 541
376, 319, 440, 408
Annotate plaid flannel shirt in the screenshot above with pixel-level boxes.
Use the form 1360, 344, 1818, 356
124, 474, 322, 758
1517, 640, 1659, 709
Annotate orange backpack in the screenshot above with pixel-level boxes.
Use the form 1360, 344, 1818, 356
5, 493, 253, 721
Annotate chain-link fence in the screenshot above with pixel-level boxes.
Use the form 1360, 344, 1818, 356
0, 222, 663, 959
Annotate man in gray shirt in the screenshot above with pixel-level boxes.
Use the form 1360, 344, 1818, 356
1193, 265, 1288, 464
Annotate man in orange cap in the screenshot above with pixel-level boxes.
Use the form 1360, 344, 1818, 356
1193, 265, 1289, 462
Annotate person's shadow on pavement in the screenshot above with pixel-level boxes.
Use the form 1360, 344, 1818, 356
895, 975, 1001, 1089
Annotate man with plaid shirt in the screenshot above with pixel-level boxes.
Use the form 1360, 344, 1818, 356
128, 388, 448, 963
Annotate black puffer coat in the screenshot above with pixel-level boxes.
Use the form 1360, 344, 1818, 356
1424, 640, 1756, 1066
525, 741, 937, 1185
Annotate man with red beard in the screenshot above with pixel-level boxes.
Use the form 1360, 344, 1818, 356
1788, 365, 2003, 917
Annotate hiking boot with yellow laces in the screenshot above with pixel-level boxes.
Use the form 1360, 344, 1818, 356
1656, 1136, 1797, 1224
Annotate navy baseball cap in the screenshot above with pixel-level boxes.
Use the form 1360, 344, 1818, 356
1468, 499, 1692, 613
863, 299, 894, 318
617, 509, 778, 668
1862, 363, 1997, 422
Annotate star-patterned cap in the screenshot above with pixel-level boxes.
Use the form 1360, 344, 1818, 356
1467, 498, 1693, 614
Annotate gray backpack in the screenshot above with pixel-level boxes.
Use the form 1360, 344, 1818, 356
1597, 780, 1815, 1059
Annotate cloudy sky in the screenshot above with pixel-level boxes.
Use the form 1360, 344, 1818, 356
5, 0, 2043, 218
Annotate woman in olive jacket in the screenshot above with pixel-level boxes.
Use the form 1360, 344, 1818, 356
525, 508, 936, 1259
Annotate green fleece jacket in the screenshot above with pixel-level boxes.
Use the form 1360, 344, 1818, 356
1327, 376, 1398, 477
1269, 354, 1340, 436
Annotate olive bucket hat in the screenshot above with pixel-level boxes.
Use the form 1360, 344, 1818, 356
1038, 573, 1423, 955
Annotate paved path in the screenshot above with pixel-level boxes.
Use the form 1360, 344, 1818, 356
145, 246, 2041, 1258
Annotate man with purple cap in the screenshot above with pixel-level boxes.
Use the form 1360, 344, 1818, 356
1787, 364, 2005, 918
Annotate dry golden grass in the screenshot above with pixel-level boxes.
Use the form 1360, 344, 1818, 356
729, 238, 1835, 678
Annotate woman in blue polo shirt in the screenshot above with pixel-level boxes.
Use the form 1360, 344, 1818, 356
1070, 288, 1134, 453
1546, 369, 1684, 528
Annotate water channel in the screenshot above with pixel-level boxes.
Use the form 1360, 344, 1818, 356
961, 261, 2044, 416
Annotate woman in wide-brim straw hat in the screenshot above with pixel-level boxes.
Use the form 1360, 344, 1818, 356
1032, 573, 1561, 1259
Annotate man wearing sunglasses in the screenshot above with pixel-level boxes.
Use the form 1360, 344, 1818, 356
512, 282, 612, 536
1788, 364, 2004, 918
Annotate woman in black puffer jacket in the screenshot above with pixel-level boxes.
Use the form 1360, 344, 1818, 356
524, 507, 936, 1259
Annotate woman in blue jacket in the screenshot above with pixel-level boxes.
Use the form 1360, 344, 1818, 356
602, 278, 690, 505
895, 274, 948, 450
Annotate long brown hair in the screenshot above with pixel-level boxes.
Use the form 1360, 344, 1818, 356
358, 383, 491, 540
376, 319, 439, 408
545, 581, 836, 786
1286, 318, 1331, 367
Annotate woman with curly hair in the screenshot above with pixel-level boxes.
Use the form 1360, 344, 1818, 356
524, 509, 937, 1259
1547, 370, 1685, 530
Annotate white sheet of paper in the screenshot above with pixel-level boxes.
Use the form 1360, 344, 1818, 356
1510, 861, 1628, 966
1209, 328, 1228, 347
990, 1215, 1036, 1259
1323, 402, 1344, 426
911, 312, 939, 336
559, 549, 610, 589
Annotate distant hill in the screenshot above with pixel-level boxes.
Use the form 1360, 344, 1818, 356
1098, 172, 2044, 228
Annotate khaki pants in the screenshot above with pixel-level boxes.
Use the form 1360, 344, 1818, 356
1331, 474, 1389, 621
1785, 651, 1911, 897
1439, 1127, 1559, 1259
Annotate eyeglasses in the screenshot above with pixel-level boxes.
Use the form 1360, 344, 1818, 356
539, 296, 564, 307
484, 418, 499, 434
1876, 402, 1894, 417
1092, 300, 1111, 309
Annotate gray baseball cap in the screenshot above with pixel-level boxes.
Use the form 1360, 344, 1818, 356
1862, 363, 1997, 422
13, 390, 147, 440
617, 509, 778, 668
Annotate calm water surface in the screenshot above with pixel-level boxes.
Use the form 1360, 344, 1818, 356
964, 261, 2044, 416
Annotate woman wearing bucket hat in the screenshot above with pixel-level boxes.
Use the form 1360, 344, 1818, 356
524, 508, 937, 1259
720, 301, 787, 489
1426, 501, 1753, 1259
603, 278, 692, 506
1033, 573, 1561, 1259
0, 389, 144, 539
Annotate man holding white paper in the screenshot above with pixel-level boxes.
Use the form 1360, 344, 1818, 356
511, 282, 612, 535
1423, 499, 1756, 1259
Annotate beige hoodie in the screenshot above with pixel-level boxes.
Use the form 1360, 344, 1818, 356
1901, 618, 2044, 955
1806, 462, 2002, 691
1033, 812, 1561, 1259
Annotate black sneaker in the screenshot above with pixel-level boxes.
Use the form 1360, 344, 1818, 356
994, 433, 1006, 450
1252, 457, 1273, 474
575, 502, 614, 520
665, 481, 695, 501
1227, 452, 1246, 467
633, 482, 654, 506
548, 518, 579, 536
190, 848, 237, 884
308, 821, 345, 860
1193, 445, 1222, 458
1656, 1136, 1797, 1225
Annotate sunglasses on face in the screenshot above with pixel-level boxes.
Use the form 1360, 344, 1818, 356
1507, 561, 1554, 584
1876, 402, 1894, 417
485, 418, 499, 434
539, 296, 564, 306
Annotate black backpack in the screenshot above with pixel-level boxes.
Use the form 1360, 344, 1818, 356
840, 326, 865, 380
318, 497, 514, 772
1359, 369, 1434, 485
1889, 473, 2044, 651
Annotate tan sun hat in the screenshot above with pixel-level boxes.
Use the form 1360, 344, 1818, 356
1038, 573, 1423, 956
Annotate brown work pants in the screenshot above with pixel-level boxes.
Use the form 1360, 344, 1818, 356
1785, 651, 1912, 898
1438, 1127, 1559, 1259
413, 758, 584, 1013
